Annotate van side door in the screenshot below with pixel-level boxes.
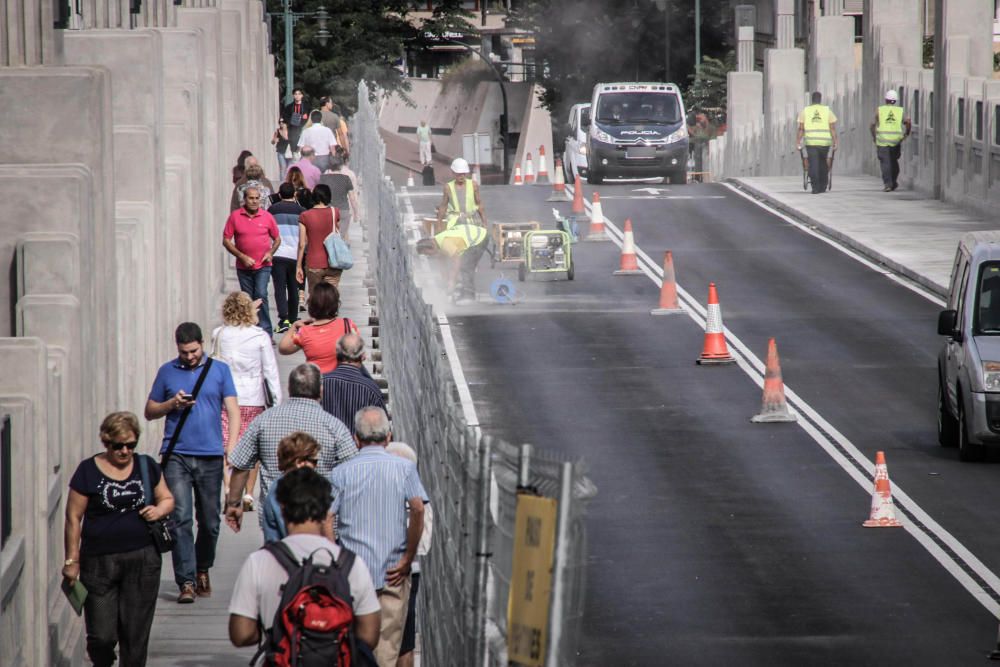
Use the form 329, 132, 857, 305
945, 251, 972, 404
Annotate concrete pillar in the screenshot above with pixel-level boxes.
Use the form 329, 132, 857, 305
775, 0, 796, 50
737, 26, 754, 72
763, 46, 806, 175
1, 0, 61, 66
825, 0, 844, 16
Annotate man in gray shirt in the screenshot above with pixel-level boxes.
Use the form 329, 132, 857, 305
319, 154, 360, 242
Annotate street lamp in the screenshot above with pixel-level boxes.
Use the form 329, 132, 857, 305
443, 38, 511, 183
280, 1, 331, 104
653, 0, 670, 82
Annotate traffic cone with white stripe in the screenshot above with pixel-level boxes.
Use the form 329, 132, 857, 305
750, 338, 796, 421
547, 158, 569, 201
696, 283, 735, 365
536, 146, 549, 184
571, 176, 585, 217
613, 219, 643, 275
525, 153, 536, 184
584, 192, 609, 242
650, 251, 684, 315
406, 171, 415, 187
863, 451, 903, 527
513, 165, 523, 185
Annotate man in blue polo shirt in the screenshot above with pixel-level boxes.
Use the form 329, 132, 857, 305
145, 322, 240, 603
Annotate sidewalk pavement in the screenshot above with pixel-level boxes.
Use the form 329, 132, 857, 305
730, 175, 996, 297
146, 223, 375, 666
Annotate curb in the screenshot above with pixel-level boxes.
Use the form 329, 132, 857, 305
727, 178, 949, 299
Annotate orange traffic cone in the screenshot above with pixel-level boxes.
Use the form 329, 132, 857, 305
863, 451, 903, 527
696, 283, 736, 365
613, 219, 643, 275
751, 338, 796, 421
537, 145, 549, 184
571, 176, 585, 216
650, 251, 684, 315
547, 158, 568, 201
585, 192, 609, 242
513, 165, 523, 185
406, 171, 415, 187
524, 153, 536, 184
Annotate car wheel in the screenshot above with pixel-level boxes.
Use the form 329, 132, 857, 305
957, 396, 985, 462
566, 261, 575, 281
587, 170, 604, 185
937, 380, 958, 447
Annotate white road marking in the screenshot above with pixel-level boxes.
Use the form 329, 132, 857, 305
566, 180, 1000, 618
723, 183, 945, 307
600, 195, 727, 201
632, 187, 669, 195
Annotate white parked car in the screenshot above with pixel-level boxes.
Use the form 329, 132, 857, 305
563, 103, 590, 182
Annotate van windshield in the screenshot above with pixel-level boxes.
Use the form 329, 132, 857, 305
974, 262, 1000, 334
595, 93, 681, 125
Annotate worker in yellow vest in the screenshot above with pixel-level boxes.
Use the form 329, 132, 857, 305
796, 91, 839, 194
433, 158, 488, 302
870, 89, 911, 192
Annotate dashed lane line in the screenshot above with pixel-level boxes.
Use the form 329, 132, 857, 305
567, 180, 1000, 618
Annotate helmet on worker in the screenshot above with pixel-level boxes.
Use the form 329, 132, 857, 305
884, 89, 898, 104
450, 158, 470, 175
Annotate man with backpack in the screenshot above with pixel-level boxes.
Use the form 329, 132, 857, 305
228, 467, 381, 664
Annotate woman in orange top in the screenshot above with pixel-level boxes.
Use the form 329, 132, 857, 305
277, 282, 357, 374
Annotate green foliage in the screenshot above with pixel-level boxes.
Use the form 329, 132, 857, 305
684, 51, 734, 123
440, 57, 495, 93
270, 0, 474, 113
511, 0, 734, 122
923, 36, 934, 69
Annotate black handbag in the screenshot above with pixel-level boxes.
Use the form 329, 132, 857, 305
138, 454, 175, 553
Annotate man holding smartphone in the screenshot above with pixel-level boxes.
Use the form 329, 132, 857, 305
145, 322, 241, 604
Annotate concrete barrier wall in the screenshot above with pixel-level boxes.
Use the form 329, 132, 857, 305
0, 0, 278, 662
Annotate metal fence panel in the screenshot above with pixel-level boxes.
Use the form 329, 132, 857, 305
353, 82, 596, 667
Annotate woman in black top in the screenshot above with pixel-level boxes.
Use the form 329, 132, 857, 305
63, 411, 174, 667
271, 119, 290, 180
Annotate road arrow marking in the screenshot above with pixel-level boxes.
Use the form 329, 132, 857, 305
632, 187, 668, 195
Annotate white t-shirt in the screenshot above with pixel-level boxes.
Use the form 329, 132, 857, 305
229, 533, 381, 629
297, 123, 338, 156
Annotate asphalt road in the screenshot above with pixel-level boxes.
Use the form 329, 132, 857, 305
401, 180, 1000, 665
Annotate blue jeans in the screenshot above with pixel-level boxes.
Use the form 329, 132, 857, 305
163, 454, 223, 588
237, 267, 273, 333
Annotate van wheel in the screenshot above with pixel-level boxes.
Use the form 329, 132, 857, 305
669, 169, 687, 185
957, 397, 985, 462
937, 382, 958, 447
587, 170, 604, 185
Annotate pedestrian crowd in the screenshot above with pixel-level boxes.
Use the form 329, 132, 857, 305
62, 91, 431, 667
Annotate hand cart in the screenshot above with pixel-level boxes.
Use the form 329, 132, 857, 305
490, 221, 540, 267
799, 147, 836, 192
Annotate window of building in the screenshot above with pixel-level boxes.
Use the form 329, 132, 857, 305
1, 415, 10, 549
976, 100, 984, 141
995, 106, 1000, 145
913, 91, 920, 126
929, 91, 934, 128
958, 98, 965, 136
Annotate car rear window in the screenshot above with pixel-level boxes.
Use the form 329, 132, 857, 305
974, 262, 1000, 334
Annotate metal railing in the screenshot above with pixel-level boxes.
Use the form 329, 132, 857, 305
352, 81, 596, 666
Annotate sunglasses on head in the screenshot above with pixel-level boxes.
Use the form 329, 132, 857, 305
106, 440, 138, 451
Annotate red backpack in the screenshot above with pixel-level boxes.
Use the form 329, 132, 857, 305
254, 542, 358, 667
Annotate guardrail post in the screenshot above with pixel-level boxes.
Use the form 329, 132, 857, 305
471, 433, 492, 665
545, 461, 573, 666
517, 443, 532, 488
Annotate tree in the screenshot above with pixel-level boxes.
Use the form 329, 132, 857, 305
684, 51, 735, 123
511, 0, 735, 124
269, 0, 473, 112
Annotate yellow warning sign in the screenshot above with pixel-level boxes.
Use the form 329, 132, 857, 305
507, 493, 558, 666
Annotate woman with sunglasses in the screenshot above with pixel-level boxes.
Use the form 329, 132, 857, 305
63, 411, 175, 667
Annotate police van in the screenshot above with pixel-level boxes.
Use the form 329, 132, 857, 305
586, 82, 689, 185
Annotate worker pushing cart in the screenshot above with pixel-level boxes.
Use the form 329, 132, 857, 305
796, 91, 839, 195
431, 157, 489, 302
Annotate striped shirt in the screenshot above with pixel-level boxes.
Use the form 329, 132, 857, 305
229, 397, 357, 500
329, 446, 428, 588
320, 364, 386, 434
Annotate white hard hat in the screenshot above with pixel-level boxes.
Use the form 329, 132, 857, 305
450, 158, 470, 174
884, 90, 898, 103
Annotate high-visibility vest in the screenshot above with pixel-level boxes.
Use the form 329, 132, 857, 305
435, 222, 488, 252
802, 104, 834, 146
445, 180, 478, 229
876, 105, 905, 147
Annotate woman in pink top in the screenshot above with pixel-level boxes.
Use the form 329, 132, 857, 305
277, 282, 357, 373
295, 184, 342, 293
